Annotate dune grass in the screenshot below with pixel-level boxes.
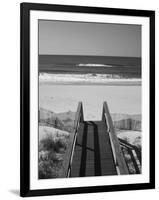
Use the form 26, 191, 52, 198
38, 127, 70, 179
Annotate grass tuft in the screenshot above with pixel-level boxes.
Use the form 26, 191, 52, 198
38, 129, 69, 179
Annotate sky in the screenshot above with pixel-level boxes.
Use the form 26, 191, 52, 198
39, 20, 141, 57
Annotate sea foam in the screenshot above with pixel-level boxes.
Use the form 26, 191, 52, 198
39, 73, 141, 85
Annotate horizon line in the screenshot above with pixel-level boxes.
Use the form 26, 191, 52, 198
39, 54, 141, 58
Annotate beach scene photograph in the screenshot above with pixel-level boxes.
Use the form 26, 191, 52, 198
38, 20, 142, 179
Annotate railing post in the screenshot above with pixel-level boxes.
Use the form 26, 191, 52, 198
79, 102, 84, 122
102, 104, 105, 122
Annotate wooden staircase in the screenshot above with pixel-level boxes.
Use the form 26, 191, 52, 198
67, 102, 141, 177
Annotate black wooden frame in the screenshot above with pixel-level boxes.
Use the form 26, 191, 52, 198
20, 2, 155, 197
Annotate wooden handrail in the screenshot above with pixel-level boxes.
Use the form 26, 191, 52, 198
102, 102, 129, 175
119, 138, 141, 163
66, 102, 84, 177
119, 138, 141, 174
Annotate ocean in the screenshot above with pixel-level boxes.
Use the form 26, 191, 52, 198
39, 55, 141, 79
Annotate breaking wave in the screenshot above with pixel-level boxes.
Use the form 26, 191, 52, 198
39, 73, 141, 85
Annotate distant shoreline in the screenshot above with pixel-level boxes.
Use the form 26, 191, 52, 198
39, 82, 141, 86
39, 79, 141, 86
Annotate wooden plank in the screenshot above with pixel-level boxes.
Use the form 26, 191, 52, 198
71, 119, 118, 177
71, 122, 88, 177
85, 150, 94, 176
86, 122, 94, 150
97, 122, 117, 175
70, 145, 82, 177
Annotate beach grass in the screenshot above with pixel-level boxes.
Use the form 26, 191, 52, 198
38, 126, 72, 179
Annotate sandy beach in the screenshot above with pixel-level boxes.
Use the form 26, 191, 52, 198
39, 84, 141, 121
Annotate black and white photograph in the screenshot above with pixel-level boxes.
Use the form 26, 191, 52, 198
20, 3, 155, 197
38, 20, 142, 179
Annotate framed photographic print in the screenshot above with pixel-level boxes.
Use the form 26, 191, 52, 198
20, 2, 155, 197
